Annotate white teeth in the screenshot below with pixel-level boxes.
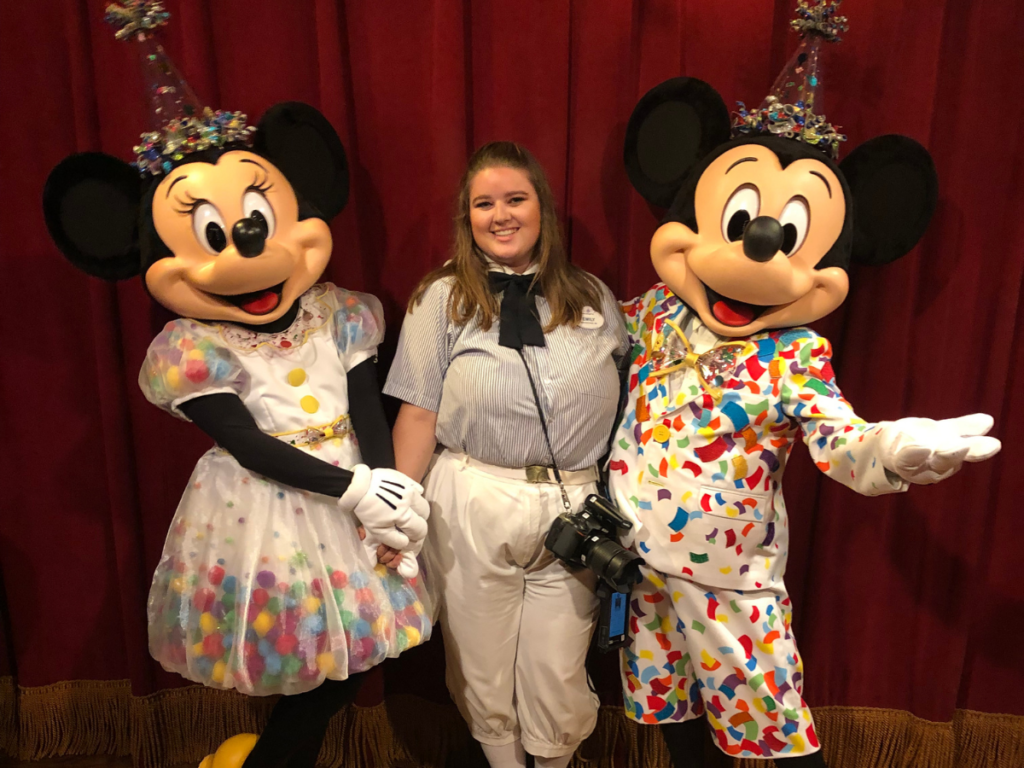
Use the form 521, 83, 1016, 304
494, 229, 517, 236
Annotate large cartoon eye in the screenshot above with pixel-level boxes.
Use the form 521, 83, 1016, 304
242, 190, 276, 239
722, 185, 760, 242
779, 196, 810, 256
192, 203, 228, 254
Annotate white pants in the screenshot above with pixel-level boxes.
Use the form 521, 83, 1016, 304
423, 449, 600, 759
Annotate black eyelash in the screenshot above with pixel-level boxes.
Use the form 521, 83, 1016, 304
248, 170, 273, 194
172, 170, 272, 216
173, 193, 207, 215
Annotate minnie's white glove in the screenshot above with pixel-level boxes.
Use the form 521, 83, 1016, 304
394, 536, 425, 580
360, 531, 427, 579
362, 507, 430, 581
338, 465, 430, 550
877, 413, 1001, 485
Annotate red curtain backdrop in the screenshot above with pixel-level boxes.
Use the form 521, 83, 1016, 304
1, 0, 1022, 729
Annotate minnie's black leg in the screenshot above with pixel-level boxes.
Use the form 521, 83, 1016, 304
242, 675, 365, 768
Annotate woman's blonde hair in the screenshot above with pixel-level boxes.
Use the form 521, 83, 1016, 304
408, 141, 602, 331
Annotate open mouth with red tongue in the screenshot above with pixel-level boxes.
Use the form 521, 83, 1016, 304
704, 285, 768, 328
222, 282, 285, 315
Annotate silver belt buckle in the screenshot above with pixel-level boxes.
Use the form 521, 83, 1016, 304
525, 465, 551, 483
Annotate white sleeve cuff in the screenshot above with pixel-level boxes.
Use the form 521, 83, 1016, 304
344, 348, 378, 373
863, 422, 910, 496
337, 464, 371, 513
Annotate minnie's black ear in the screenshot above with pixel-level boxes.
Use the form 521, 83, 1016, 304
624, 77, 731, 208
43, 152, 142, 280
253, 102, 350, 220
840, 135, 938, 266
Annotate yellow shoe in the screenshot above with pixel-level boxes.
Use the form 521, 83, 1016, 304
198, 733, 259, 768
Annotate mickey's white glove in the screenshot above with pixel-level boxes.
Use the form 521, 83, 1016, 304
877, 413, 1001, 485
338, 465, 430, 550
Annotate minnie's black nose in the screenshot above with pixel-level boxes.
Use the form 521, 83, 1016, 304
232, 218, 266, 258
742, 216, 783, 262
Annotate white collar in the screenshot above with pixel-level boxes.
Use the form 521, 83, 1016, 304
484, 255, 539, 275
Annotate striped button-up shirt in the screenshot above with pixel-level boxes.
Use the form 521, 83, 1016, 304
384, 270, 629, 471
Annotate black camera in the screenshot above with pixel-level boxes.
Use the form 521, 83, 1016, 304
545, 494, 645, 651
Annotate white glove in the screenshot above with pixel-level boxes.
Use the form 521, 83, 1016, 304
877, 413, 1001, 485
360, 531, 426, 579
361, 503, 430, 579
394, 536, 425, 579
389, 495, 430, 579
338, 465, 430, 550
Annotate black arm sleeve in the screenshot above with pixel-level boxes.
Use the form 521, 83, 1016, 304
345, 357, 395, 470
179, 394, 356, 497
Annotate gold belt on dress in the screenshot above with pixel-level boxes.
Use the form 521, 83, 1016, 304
271, 414, 353, 447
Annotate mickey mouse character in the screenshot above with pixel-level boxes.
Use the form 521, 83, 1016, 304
42, 5, 431, 768
608, 5, 1000, 767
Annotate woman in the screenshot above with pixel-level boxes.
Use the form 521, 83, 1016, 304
383, 142, 628, 768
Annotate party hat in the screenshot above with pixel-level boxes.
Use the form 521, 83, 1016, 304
732, 0, 848, 158
104, 1, 255, 176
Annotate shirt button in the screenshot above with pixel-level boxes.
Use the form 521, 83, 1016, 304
300, 395, 320, 414
652, 424, 671, 443
287, 368, 307, 386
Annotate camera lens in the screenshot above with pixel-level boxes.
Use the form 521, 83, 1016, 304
585, 539, 645, 593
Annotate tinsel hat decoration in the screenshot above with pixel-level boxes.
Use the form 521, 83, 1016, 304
104, 1, 254, 176
732, 0, 849, 158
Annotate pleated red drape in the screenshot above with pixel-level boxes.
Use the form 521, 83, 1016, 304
1, 0, 1022, 729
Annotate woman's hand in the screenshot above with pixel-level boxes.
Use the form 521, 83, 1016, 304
357, 526, 403, 569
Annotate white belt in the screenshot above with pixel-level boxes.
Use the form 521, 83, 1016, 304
446, 450, 599, 485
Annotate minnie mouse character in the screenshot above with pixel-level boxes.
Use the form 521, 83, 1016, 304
609, 3, 1000, 766
42, 4, 431, 767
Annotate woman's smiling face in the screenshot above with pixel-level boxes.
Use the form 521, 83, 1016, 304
468, 166, 541, 272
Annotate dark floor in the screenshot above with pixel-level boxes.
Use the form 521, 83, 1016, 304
4, 756, 435, 768
5, 759, 178, 768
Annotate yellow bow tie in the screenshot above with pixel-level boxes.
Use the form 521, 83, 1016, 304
649, 318, 746, 404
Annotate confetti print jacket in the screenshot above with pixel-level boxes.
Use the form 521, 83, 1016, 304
608, 284, 907, 591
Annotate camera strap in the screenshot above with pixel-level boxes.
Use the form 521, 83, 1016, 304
517, 349, 573, 513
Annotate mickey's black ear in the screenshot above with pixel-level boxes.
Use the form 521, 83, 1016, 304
624, 77, 731, 208
253, 102, 350, 220
840, 135, 938, 266
43, 152, 142, 280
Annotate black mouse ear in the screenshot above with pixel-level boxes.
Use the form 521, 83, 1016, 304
43, 152, 143, 280
253, 102, 350, 220
624, 77, 731, 208
840, 134, 939, 266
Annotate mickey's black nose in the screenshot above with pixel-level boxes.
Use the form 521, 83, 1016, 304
232, 218, 266, 258
742, 216, 783, 262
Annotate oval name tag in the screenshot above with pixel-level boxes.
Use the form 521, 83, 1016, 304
580, 306, 604, 329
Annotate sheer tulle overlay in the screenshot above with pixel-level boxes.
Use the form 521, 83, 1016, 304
147, 446, 433, 696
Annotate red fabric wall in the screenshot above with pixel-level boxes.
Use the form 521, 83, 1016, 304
1, 0, 1022, 723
